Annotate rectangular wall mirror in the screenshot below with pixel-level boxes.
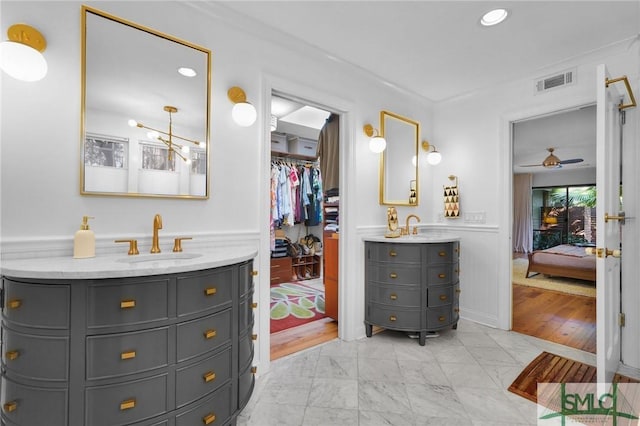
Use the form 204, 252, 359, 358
379, 110, 420, 206
81, 6, 211, 198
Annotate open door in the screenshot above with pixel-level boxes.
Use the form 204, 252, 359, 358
595, 64, 632, 383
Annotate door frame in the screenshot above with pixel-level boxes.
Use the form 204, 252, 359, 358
499, 95, 595, 331
258, 73, 356, 375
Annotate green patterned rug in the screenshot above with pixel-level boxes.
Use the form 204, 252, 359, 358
270, 281, 326, 333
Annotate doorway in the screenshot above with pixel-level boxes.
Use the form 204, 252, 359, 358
268, 91, 339, 360
511, 105, 597, 352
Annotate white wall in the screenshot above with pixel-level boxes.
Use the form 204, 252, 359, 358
530, 168, 597, 187
431, 41, 639, 366
0, 1, 433, 374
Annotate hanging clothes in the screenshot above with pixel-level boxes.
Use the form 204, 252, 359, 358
317, 113, 339, 192
270, 157, 322, 229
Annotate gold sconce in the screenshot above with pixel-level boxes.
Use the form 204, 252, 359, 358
128, 105, 203, 163
422, 140, 442, 165
363, 124, 386, 153
228, 86, 257, 127
0, 24, 47, 82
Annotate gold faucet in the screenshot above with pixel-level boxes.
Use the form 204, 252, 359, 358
404, 214, 421, 235
151, 214, 163, 253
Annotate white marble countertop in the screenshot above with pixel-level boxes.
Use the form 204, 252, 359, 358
0, 246, 258, 280
363, 232, 460, 243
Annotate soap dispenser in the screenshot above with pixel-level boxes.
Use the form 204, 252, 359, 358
73, 216, 95, 259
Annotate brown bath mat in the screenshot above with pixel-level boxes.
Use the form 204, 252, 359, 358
508, 351, 639, 403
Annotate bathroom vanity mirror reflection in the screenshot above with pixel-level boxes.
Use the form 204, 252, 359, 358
81, 6, 211, 198
380, 110, 420, 205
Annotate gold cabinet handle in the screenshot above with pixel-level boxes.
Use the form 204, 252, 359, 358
204, 329, 217, 339
121, 350, 136, 360
120, 300, 136, 309
438, 273, 446, 279
389, 294, 398, 300
203, 371, 216, 383
3, 401, 17, 413
204, 287, 217, 296
439, 295, 448, 301
252, 334, 258, 340
389, 250, 397, 257
7, 299, 21, 309
389, 315, 397, 322
454, 308, 460, 313
203, 413, 216, 425
5, 350, 19, 361
455, 289, 462, 294
251, 366, 257, 374
438, 251, 447, 257
120, 399, 136, 411
389, 273, 398, 279
252, 270, 258, 276
252, 302, 258, 309
439, 316, 446, 322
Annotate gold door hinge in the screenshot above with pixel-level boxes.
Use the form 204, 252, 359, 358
619, 313, 626, 327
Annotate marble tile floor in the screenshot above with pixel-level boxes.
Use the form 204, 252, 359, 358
237, 319, 640, 426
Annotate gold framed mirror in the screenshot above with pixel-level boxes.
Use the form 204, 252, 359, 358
81, 6, 211, 198
379, 110, 420, 206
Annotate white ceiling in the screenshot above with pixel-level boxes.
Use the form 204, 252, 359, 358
222, 1, 639, 102
223, 1, 638, 174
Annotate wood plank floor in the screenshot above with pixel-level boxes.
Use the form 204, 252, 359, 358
512, 283, 596, 353
270, 317, 338, 361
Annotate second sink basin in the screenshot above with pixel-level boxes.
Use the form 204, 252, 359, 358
117, 252, 203, 263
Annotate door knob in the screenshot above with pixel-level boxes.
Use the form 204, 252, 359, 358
606, 248, 622, 258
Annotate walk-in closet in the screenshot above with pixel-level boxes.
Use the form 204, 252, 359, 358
269, 93, 339, 359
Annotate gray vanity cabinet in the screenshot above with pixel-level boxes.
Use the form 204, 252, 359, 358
0, 260, 255, 426
365, 241, 459, 345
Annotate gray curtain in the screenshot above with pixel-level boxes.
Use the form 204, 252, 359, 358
513, 173, 533, 253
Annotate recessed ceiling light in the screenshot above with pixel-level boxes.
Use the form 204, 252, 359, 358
178, 67, 196, 77
480, 8, 508, 26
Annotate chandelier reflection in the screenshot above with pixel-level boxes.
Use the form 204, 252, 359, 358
128, 105, 203, 163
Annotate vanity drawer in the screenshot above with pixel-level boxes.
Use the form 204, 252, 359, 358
177, 309, 231, 362
238, 366, 255, 409
176, 268, 233, 316
238, 330, 255, 371
176, 347, 231, 408
367, 243, 422, 263
367, 303, 421, 330
1, 375, 68, 425
87, 278, 169, 329
426, 243, 458, 263
238, 260, 254, 297
86, 327, 169, 380
175, 384, 231, 426
427, 285, 453, 308
366, 264, 421, 285
426, 305, 455, 328
367, 284, 421, 307
2, 327, 69, 382
239, 291, 255, 330
2, 280, 69, 330
85, 373, 168, 426
426, 264, 458, 285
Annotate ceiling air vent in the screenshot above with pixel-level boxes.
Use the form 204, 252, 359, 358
534, 68, 576, 94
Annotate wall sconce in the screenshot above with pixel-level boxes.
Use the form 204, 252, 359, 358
228, 86, 257, 127
0, 24, 48, 82
128, 105, 203, 163
422, 140, 442, 165
363, 124, 386, 153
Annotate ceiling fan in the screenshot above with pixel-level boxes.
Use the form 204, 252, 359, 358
519, 147, 584, 168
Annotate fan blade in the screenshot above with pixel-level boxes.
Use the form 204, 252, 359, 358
559, 158, 583, 164
518, 164, 542, 167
